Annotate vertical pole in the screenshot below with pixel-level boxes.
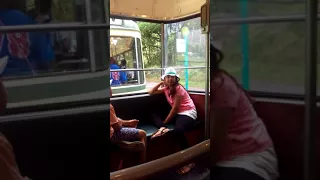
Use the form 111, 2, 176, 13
134, 38, 141, 84
161, 23, 165, 75
184, 35, 189, 90
304, 0, 317, 178
205, 34, 210, 140
84, 0, 96, 72
205, 0, 211, 141
240, 0, 249, 90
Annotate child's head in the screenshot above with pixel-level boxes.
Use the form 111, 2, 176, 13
121, 59, 126, 66
161, 67, 180, 87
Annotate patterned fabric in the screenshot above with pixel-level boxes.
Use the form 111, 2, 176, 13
110, 127, 139, 142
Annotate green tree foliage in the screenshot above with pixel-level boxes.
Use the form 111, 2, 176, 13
137, 22, 161, 68
51, 0, 75, 21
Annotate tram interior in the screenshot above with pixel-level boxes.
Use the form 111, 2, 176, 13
109, 1, 320, 180
109, 92, 320, 180
0, 0, 318, 180
0, 0, 109, 180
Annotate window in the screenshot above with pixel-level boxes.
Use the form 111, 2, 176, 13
1, 0, 108, 80
1, 0, 109, 109
211, 23, 306, 95
110, 19, 147, 95
137, 21, 161, 94
164, 17, 207, 91
110, 18, 207, 96
211, 0, 304, 19
210, 1, 319, 96
110, 36, 144, 86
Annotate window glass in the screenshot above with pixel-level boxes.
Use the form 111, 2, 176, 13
138, 21, 161, 93
164, 17, 207, 91
210, 0, 320, 96
211, 0, 305, 19
110, 18, 207, 95
110, 36, 143, 85
211, 22, 307, 95
0, 0, 109, 109
110, 19, 147, 95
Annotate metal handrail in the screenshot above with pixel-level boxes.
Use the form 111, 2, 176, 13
209, 14, 320, 25
110, 139, 210, 180
0, 23, 109, 33
110, 66, 206, 72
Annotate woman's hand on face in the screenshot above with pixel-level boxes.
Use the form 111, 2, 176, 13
160, 81, 167, 88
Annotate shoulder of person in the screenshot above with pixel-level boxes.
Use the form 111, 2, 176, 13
211, 73, 239, 95
175, 84, 187, 94
110, 104, 115, 112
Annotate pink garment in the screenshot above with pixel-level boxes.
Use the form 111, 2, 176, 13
110, 104, 119, 139
210, 72, 273, 161
0, 134, 25, 180
163, 84, 196, 113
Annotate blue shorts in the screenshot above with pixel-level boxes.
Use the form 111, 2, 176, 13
111, 127, 139, 142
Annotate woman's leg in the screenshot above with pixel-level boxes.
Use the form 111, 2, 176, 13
150, 113, 167, 129
211, 167, 265, 180
173, 115, 194, 149
137, 130, 147, 163
111, 128, 147, 163
150, 113, 170, 139
173, 115, 195, 175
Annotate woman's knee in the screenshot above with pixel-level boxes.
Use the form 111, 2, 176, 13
138, 130, 146, 138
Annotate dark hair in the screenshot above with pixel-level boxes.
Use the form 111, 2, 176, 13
27, 8, 38, 19
121, 59, 126, 65
210, 44, 254, 104
164, 76, 187, 97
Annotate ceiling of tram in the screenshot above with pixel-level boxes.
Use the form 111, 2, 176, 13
110, 0, 206, 21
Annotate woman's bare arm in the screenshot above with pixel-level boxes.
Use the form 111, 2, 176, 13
148, 82, 165, 95
163, 95, 182, 124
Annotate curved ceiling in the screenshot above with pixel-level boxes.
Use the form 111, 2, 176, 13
110, 0, 206, 22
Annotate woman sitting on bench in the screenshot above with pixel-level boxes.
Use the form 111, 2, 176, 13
110, 81, 147, 163
148, 67, 197, 175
